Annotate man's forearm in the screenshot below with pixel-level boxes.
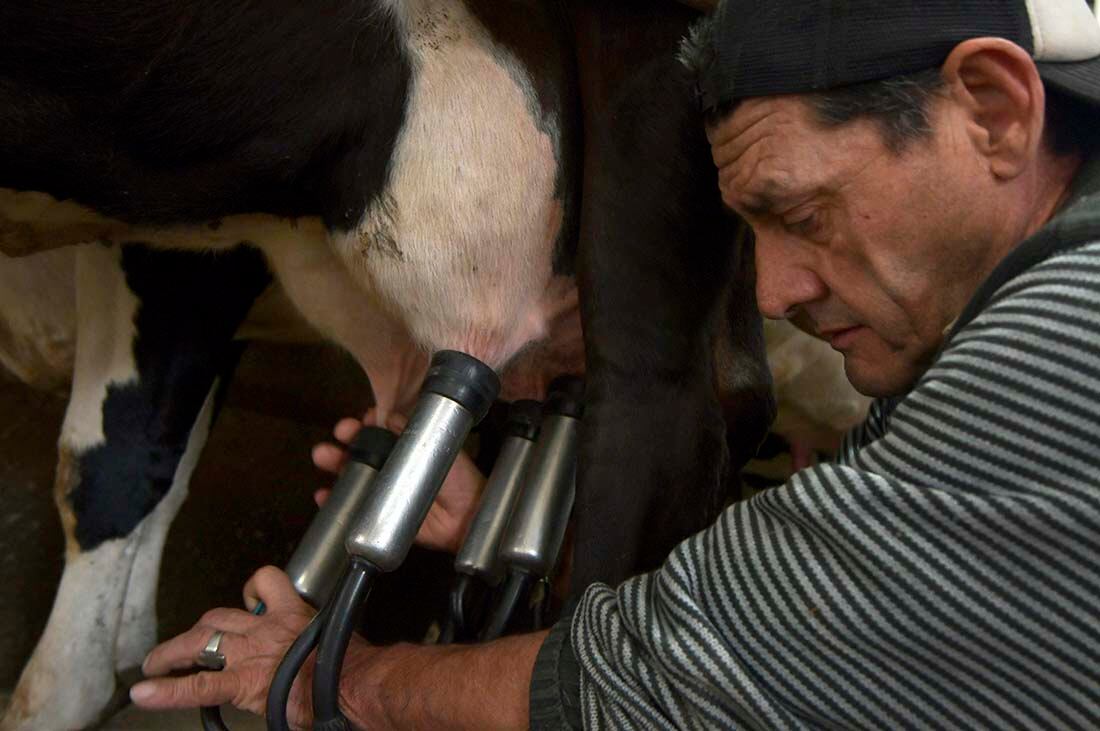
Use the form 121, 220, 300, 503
341, 631, 549, 730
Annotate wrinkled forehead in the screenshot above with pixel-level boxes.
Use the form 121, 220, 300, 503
709, 98, 825, 174
708, 96, 807, 145
708, 95, 896, 213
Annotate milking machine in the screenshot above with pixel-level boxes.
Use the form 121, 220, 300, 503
440, 399, 543, 642
479, 376, 583, 641
197, 351, 583, 731
266, 350, 500, 731
199, 426, 399, 731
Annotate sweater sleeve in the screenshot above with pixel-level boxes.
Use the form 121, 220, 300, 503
565, 242, 1100, 729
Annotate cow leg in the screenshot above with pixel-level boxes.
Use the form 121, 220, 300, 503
2, 242, 268, 731
2, 244, 145, 731
570, 16, 774, 588
113, 382, 221, 675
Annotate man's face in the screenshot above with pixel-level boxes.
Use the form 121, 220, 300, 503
709, 96, 1013, 398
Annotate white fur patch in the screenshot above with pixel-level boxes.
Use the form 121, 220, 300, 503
60, 245, 140, 452
334, 0, 564, 369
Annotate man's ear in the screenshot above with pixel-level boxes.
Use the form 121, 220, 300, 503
940, 38, 1046, 180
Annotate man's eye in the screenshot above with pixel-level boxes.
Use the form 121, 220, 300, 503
784, 211, 821, 236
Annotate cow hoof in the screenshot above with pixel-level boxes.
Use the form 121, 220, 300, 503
0, 667, 121, 731
0, 671, 137, 731
84, 669, 144, 731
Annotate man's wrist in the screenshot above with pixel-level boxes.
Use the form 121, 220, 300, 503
338, 640, 419, 730
338, 632, 549, 730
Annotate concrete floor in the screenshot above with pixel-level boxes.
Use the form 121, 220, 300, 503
0, 342, 452, 729
0, 692, 265, 730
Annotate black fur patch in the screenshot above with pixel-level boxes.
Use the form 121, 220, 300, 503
0, 1, 410, 232
68, 244, 270, 551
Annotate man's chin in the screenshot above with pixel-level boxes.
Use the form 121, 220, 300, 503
843, 357, 918, 399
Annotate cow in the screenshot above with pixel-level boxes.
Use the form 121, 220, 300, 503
0, 1, 773, 729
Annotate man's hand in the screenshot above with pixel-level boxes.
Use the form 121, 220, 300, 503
130, 566, 375, 730
311, 409, 487, 554
131, 566, 546, 730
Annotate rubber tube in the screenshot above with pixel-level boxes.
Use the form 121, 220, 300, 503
479, 569, 532, 642
440, 573, 473, 644
311, 559, 378, 730
265, 600, 334, 731
200, 705, 231, 731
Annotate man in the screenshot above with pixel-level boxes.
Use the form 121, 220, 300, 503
132, 0, 1100, 727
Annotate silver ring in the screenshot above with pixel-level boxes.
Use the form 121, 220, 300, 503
197, 629, 227, 671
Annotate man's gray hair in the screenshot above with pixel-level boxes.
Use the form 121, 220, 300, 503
810, 69, 946, 153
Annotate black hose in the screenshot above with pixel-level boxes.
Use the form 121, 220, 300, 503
479, 569, 532, 642
200, 705, 231, 731
265, 599, 335, 731
532, 578, 549, 631
444, 573, 475, 643
311, 558, 378, 731
438, 614, 457, 646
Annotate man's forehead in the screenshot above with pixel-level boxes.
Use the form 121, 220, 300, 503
709, 97, 827, 205
707, 96, 812, 149
710, 94, 890, 209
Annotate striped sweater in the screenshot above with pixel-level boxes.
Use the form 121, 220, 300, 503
530, 156, 1100, 729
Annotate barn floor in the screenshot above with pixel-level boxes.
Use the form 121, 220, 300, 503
0, 342, 452, 730
0, 692, 265, 730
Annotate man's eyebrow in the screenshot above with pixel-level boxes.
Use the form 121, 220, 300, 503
729, 189, 782, 218
738, 177, 825, 218
718, 195, 768, 221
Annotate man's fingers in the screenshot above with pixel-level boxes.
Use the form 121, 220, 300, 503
197, 607, 261, 635
243, 565, 308, 614
333, 417, 363, 444
311, 417, 364, 476
143, 625, 246, 676
314, 488, 332, 508
130, 670, 241, 710
312, 443, 347, 474
384, 412, 408, 433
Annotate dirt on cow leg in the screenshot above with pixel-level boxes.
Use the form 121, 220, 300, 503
1, 447, 140, 731
52, 446, 81, 559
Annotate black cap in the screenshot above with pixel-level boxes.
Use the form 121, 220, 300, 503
347, 426, 398, 470
544, 375, 585, 419
692, 0, 1100, 113
422, 350, 501, 424
505, 399, 543, 441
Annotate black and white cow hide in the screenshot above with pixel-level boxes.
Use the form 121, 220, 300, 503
0, 1, 772, 729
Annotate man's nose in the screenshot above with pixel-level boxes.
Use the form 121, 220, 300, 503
754, 233, 828, 320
